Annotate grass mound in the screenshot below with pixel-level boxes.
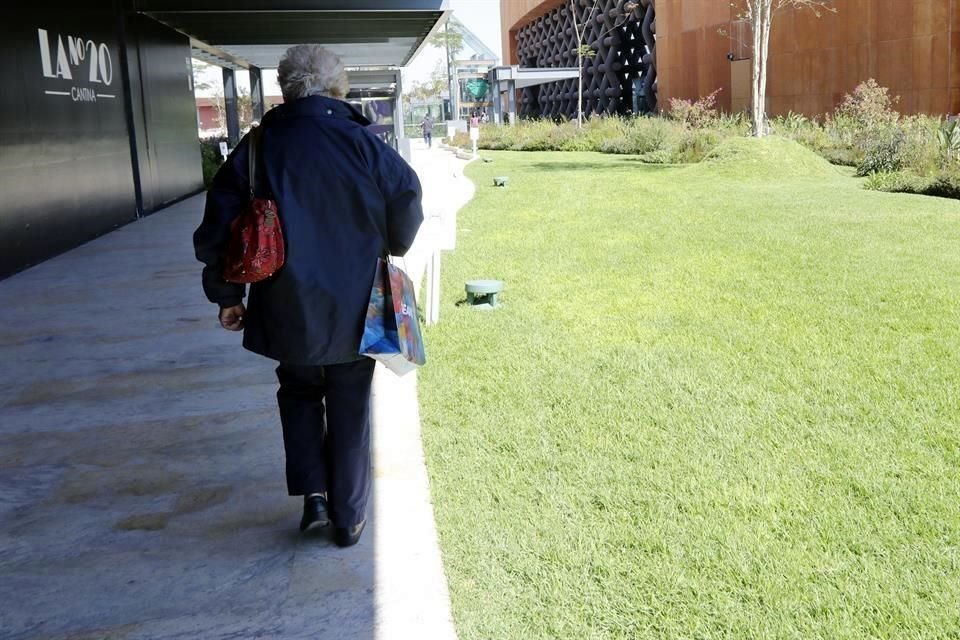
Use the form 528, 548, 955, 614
685, 135, 843, 180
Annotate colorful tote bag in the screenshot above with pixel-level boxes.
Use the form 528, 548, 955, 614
359, 258, 427, 375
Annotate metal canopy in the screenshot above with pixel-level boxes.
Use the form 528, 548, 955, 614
134, 0, 449, 68
492, 65, 580, 90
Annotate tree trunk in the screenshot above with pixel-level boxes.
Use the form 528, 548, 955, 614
578, 52, 584, 128
572, 1, 584, 128
750, 2, 764, 137
759, 1, 772, 137
445, 22, 455, 120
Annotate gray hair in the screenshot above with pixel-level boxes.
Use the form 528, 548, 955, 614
277, 45, 350, 101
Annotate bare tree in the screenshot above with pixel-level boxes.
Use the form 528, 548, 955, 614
735, 0, 835, 137
569, 0, 639, 128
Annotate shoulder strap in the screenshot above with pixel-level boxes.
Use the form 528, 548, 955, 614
247, 125, 262, 199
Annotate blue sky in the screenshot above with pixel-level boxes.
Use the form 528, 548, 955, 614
402, 0, 503, 87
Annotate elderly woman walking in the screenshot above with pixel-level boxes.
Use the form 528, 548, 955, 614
193, 45, 423, 547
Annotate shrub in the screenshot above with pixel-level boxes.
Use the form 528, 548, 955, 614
673, 127, 725, 164
832, 80, 909, 174
598, 117, 676, 155
774, 111, 810, 132
862, 171, 925, 194
938, 119, 960, 164
857, 126, 906, 176
473, 114, 710, 161
548, 121, 595, 151
478, 125, 512, 150
772, 112, 830, 152
453, 80, 941, 181
597, 135, 642, 154
898, 116, 941, 174
836, 79, 900, 130
448, 132, 470, 148
819, 146, 860, 167
637, 148, 675, 164
669, 89, 722, 128
937, 119, 960, 166
862, 169, 960, 200
506, 121, 557, 151
856, 116, 941, 177
714, 112, 752, 136
199, 137, 227, 188
924, 172, 960, 199
823, 113, 861, 160
579, 116, 628, 151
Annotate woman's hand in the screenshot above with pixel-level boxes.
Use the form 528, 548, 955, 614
219, 303, 246, 331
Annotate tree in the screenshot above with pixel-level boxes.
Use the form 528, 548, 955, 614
569, 0, 639, 128
406, 60, 448, 103
237, 87, 254, 131
191, 59, 257, 134
427, 18, 466, 119
192, 59, 225, 133
427, 18, 465, 60
191, 59, 216, 93
735, 0, 835, 137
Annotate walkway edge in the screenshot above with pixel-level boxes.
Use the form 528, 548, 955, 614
369, 142, 480, 640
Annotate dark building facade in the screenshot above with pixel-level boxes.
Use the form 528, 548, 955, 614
2, 1, 446, 278
501, 0, 658, 119
1, 2, 203, 277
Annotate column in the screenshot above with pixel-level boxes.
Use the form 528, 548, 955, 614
249, 66, 265, 121
506, 79, 517, 125
222, 67, 240, 145
451, 66, 460, 120
393, 69, 404, 145
490, 70, 503, 125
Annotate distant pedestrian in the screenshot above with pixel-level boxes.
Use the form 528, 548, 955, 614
421, 113, 434, 148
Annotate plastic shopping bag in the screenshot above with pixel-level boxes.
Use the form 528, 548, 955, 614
359, 258, 426, 375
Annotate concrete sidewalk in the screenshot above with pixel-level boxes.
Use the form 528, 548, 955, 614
0, 142, 472, 639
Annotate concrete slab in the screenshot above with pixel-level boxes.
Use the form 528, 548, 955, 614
0, 142, 469, 640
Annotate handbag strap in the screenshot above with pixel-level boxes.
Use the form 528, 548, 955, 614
247, 124, 262, 200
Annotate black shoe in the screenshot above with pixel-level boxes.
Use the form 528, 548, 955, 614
333, 519, 366, 547
299, 495, 330, 533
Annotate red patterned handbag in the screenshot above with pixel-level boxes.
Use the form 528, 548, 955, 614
222, 125, 285, 284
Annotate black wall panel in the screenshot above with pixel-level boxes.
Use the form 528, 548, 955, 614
125, 14, 202, 214
0, 4, 204, 278
0, 5, 138, 277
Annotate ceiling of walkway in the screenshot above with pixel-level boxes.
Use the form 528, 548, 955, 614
134, 0, 449, 69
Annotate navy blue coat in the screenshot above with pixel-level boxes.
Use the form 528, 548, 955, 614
194, 95, 424, 365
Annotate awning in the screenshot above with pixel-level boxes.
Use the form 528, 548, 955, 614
133, 0, 450, 69
491, 65, 580, 90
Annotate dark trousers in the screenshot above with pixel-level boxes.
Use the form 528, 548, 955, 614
275, 358, 376, 527
424, 132, 432, 148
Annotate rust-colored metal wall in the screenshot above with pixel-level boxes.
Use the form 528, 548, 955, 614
658, 0, 960, 117
506, 0, 960, 117
656, 0, 735, 111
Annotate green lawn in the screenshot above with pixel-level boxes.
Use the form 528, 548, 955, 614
418, 138, 960, 639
